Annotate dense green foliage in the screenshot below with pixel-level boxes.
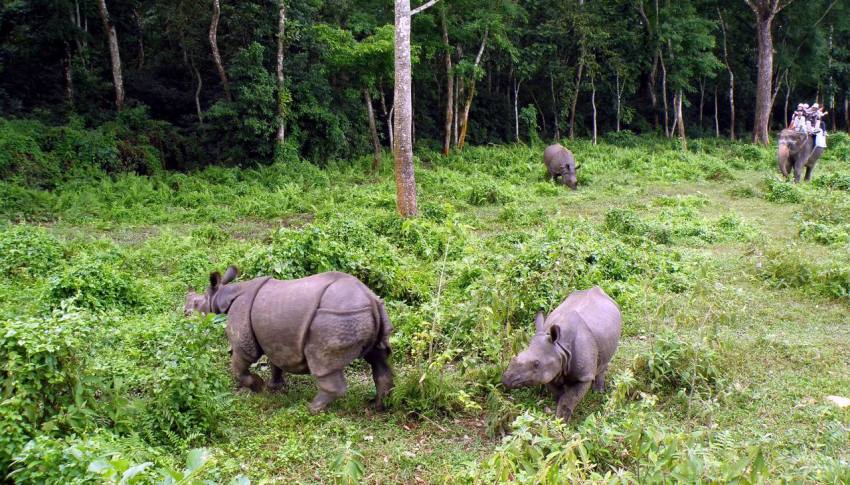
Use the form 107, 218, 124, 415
1, 0, 849, 167
0, 135, 848, 482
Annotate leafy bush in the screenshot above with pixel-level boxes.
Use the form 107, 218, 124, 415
798, 221, 849, 245
0, 119, 60, 187
467, 179, 512, 206
632, 331, 721, 395
241, 219, 427, 302
47, 257, 143, 310
813, 172, 850, 192
0, 225, 63, 278
8, 433, 121, 484
135, 316, 232, 448
756, 248, 850, 300
463, 403, 769, 484
763, 177, 802, 203
0, 309, 95, 475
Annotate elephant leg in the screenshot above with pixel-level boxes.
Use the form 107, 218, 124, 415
309, 370, 348, 413
555, 380, 592, 422
364, 347, 393, 411
793, 158, 804, 184
267, 363, 286, 392
231, 351, 264, 392
804, 165, 814, 182
593, 364, 608, 393
778, 160, 789, 178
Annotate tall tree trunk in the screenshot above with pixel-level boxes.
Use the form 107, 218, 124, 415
393, 0, 417, 217
97, 0, 124, 111
62, 42, 74, 106
513, 78, 521, 142
660, 51, 669, 137
649, 54, 659, 130
750, 5, 777, 145
784, 81, 791, 127
615, 72, 622, 132
591, 76, 597, 145
676, 90, 687, 149
698, 77, 705, 129
441, 12, 453, 155
719, 9, 736, 140
831, 94, 836, 132
275, 0, 287, 147
568, 61, 583, 140
550, 73, 560, 140
714, 84, 720, 137
453, 76, 460, 145
209, 0, 231, 102
845, 94, 849, 132
183, 44, 204, 124
457, 27, 488, 150
365, 89, 382, 173
133, 8, 144, 69
728, 74, 736, 140
380, 84, 392, 146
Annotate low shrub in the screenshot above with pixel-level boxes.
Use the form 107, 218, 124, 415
798, 221, 849, 245
0, 225, 64, 278
0, 309, 95, 475
47, 257, 143, 311
467, 179, 512, 206
135, 316, 231, 448
631, 331, 721, 396
762, 177, 802, 203
241, 219, 428, 302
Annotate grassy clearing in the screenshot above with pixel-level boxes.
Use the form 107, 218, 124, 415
1, 134, 849, 483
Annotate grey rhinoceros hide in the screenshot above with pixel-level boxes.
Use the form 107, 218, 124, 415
501, 286, 621, 421
206, 270, 393, 413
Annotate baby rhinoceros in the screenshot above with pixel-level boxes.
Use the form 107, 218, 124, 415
543, 143, 579, 189
501, 286, 621, 421
185, 266, 393, 413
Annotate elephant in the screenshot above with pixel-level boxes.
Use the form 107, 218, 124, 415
185, 266, 394, 413
544, 144, 579, 189
777, 128, 824, 183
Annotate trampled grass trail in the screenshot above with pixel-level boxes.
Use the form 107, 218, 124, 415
1, 134, 848, 483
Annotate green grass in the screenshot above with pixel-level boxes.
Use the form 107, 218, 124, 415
1, 134, 849, 483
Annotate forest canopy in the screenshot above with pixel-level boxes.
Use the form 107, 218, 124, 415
0, 0, 848, 171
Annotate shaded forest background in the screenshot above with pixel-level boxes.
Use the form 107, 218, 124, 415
1, 0, 849, 175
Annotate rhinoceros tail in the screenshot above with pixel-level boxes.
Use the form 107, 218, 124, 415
375, 299, 393, 352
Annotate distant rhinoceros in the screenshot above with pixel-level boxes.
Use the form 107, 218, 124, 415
544, 144, 579, 189
502, 287, 621, 421
185, 266, 393, 413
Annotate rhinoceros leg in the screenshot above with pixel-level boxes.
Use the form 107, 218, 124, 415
231, 351, 264, 392
365, 347, 393, 411
309, 371, 348, 413
555, 380, 591, 421
592, 364, 608, 393
267, 364, 286, 392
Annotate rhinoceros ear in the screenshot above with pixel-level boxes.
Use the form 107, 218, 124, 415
222, 266, 239, 285
209, 271, 222, 290
549, 324, 561, 343
534, 310, 546, 332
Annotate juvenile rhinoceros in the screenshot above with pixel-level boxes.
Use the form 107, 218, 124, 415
501, 286, 621, 421
543, 144, 579, 189
185, 266, 393, 413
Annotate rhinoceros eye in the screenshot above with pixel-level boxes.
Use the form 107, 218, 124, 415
533, 360, 540, 369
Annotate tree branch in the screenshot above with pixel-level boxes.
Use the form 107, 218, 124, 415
410, 0, 440, 16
